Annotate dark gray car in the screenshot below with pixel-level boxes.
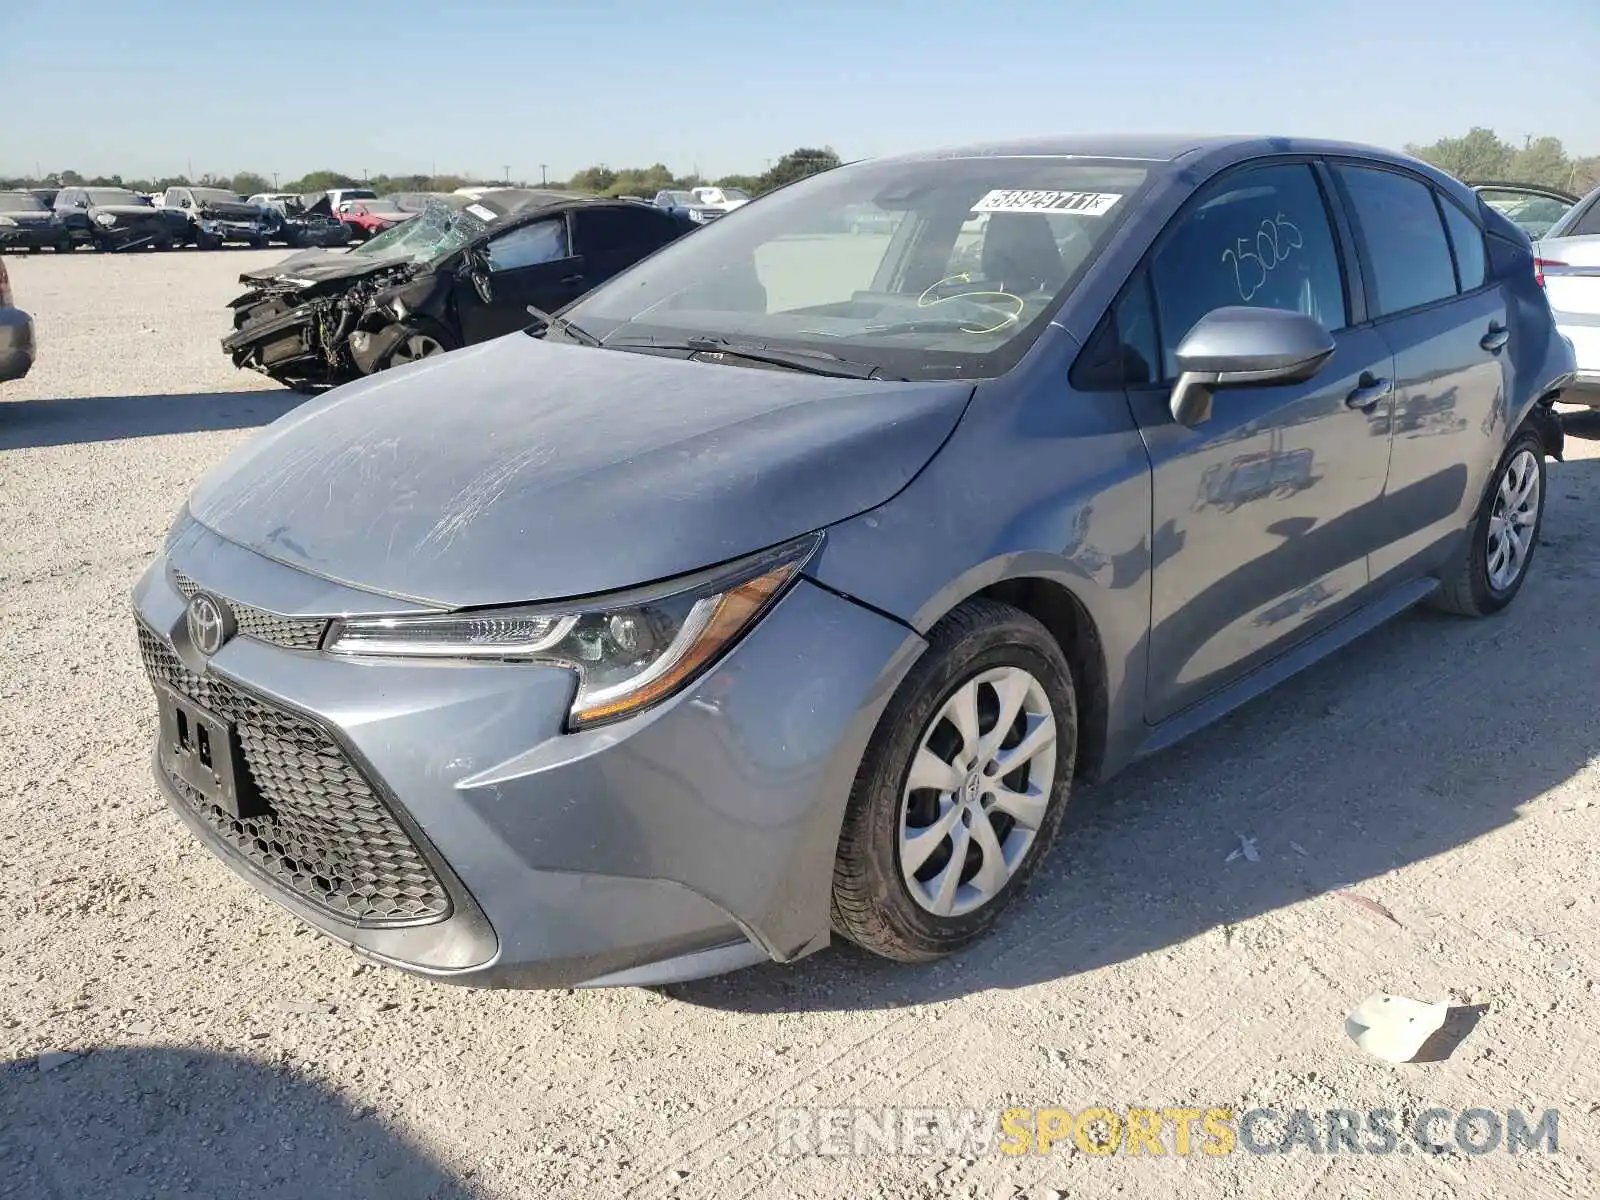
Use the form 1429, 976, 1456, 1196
132, 134, 1576, 989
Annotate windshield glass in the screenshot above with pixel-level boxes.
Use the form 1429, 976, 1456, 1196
352, 199, 486, 264
192, 188, 243, 205
661, 191, 694, 205
87, 189, 142, 206
361, 200, 406, 215
0, 192, 47, 212
565, 157, 1151, 380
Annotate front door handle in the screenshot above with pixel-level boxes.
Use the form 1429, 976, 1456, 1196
1345, 375, 1393, 412
1481, 323, 1509, 353
559, 274, 584, 285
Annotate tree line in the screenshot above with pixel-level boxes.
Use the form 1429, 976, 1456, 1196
0, 147, 844, 200
1404, 128, 1598, 194
13, 133, 1593, 202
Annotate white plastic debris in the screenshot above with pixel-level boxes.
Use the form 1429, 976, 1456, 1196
1345, 992, 1449, 1063
1225, 833, 1260, 863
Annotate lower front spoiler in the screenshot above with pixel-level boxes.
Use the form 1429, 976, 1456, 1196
150, 747, 769, 989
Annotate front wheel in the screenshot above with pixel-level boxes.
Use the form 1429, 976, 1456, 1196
1430, 426, 1545, 616
831, 598, 1077, 962
379, 320, 457, 372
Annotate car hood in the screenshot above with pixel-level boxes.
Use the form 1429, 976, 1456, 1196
185, 336, 973, 607
88, 205, 163, 220
198, 201, 265, 220
238, 248, 400, 285
1, 210, 53, 223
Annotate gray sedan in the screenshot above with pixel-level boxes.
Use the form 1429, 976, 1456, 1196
133, 134, 1576, 989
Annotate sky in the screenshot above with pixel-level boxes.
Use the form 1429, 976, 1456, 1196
2, 0, 1596, 183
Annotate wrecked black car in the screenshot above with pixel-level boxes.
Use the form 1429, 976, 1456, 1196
247, 192, 354, 249
53, 186, 187, 251
0, 191, 69, 253
222, 190, 694, 388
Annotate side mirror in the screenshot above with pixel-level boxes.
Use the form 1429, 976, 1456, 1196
471, 268, 493, 304
1168, 307, 1335, 427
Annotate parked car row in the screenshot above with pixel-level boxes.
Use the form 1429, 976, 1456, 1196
0, 185, 450, 253
651, 185, 751, 224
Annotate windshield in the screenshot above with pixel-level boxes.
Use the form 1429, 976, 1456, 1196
0, 192, 47, 212
360, 200, 406, 215
352, 199, 487, 264
192, 188, 244, 205
661, 191, 694, 205
565, 157, 1151, 380
87, 189, 142, 206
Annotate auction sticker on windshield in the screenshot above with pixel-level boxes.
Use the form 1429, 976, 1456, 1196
972, 189, 1123, 216
466, 204, 498, 222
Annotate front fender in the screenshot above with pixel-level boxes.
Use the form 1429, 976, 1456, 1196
808, 325, 1156, 778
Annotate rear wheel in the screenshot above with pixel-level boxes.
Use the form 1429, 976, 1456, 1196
1430, 426, 1545, 616
830, 598, 1077, 961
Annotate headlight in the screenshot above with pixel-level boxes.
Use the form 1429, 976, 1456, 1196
0, 216, 15, 227
93, 212, 117, 226
324, 535, 819, 728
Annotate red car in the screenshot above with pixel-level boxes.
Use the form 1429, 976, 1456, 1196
335, 198, 415, 240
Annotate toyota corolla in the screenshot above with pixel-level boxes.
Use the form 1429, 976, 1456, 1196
134, 134, 1575, 988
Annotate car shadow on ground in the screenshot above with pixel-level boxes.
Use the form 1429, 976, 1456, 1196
672, 458, 1600, 1014
0, 390, 306, 451
0, 1047, 482, 1199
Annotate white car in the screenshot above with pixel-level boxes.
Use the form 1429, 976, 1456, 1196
1536, 184, 1600, 404
690, 186, 750, 213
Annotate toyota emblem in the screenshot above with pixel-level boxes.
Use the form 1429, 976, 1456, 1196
186, 593, 234, 657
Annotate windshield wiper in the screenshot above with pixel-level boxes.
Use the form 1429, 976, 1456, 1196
525, 304, 603, 348
605, 335, 880, 379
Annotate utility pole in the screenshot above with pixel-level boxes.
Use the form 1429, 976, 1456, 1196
539, 164, 548, 185
272, 171, 279, 189
502, 164, 510, 183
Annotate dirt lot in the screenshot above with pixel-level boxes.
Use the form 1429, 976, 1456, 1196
1, 250, 1597, 1200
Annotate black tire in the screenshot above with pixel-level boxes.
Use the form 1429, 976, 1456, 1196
830, 598, 1077, 962
195, 231, 220, 251
55, 237, 73, 253
1429, 425, 1545, 617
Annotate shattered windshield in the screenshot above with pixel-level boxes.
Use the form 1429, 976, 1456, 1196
351, 199, 488, 264
565, 156, 1152, 380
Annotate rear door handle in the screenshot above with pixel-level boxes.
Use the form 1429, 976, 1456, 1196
1481, 323, 1509, 353
1345, 375, 1393, 412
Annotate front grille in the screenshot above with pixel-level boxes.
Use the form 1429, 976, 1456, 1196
137, 623, 450, 925
171, 568, 326, 650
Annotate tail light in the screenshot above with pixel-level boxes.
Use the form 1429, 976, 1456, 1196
1534, 258, 1564, 288
0, 259, 11, 308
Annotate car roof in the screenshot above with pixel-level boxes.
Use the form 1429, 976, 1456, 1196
880, 133, 1421, 165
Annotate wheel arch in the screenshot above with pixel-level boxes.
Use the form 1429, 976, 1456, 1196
973, 575, 1111, 783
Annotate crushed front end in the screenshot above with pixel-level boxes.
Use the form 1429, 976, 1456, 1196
221, 260, 438, 389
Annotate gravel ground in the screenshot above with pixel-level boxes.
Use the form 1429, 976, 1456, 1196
1, 250, 1597, 1200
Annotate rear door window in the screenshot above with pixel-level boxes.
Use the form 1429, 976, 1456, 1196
1333, 166, 1458, 316
1438, 197, 1486, 291
1148, 162, 1347, 380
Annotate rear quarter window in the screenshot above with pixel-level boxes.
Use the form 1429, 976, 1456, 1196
1438, 197, 1486, 291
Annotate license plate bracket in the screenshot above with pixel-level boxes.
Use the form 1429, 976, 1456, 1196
156, 686, 266, 819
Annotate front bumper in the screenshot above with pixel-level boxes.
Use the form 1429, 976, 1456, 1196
199, 220, 271, 243
0, 307, 36, 381
132, 519, 917, 987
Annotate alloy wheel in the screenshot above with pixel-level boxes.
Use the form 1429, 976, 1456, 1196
390, 334, 444, 365
1486, 447, 1540, 592
898, 666, 1057, 917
